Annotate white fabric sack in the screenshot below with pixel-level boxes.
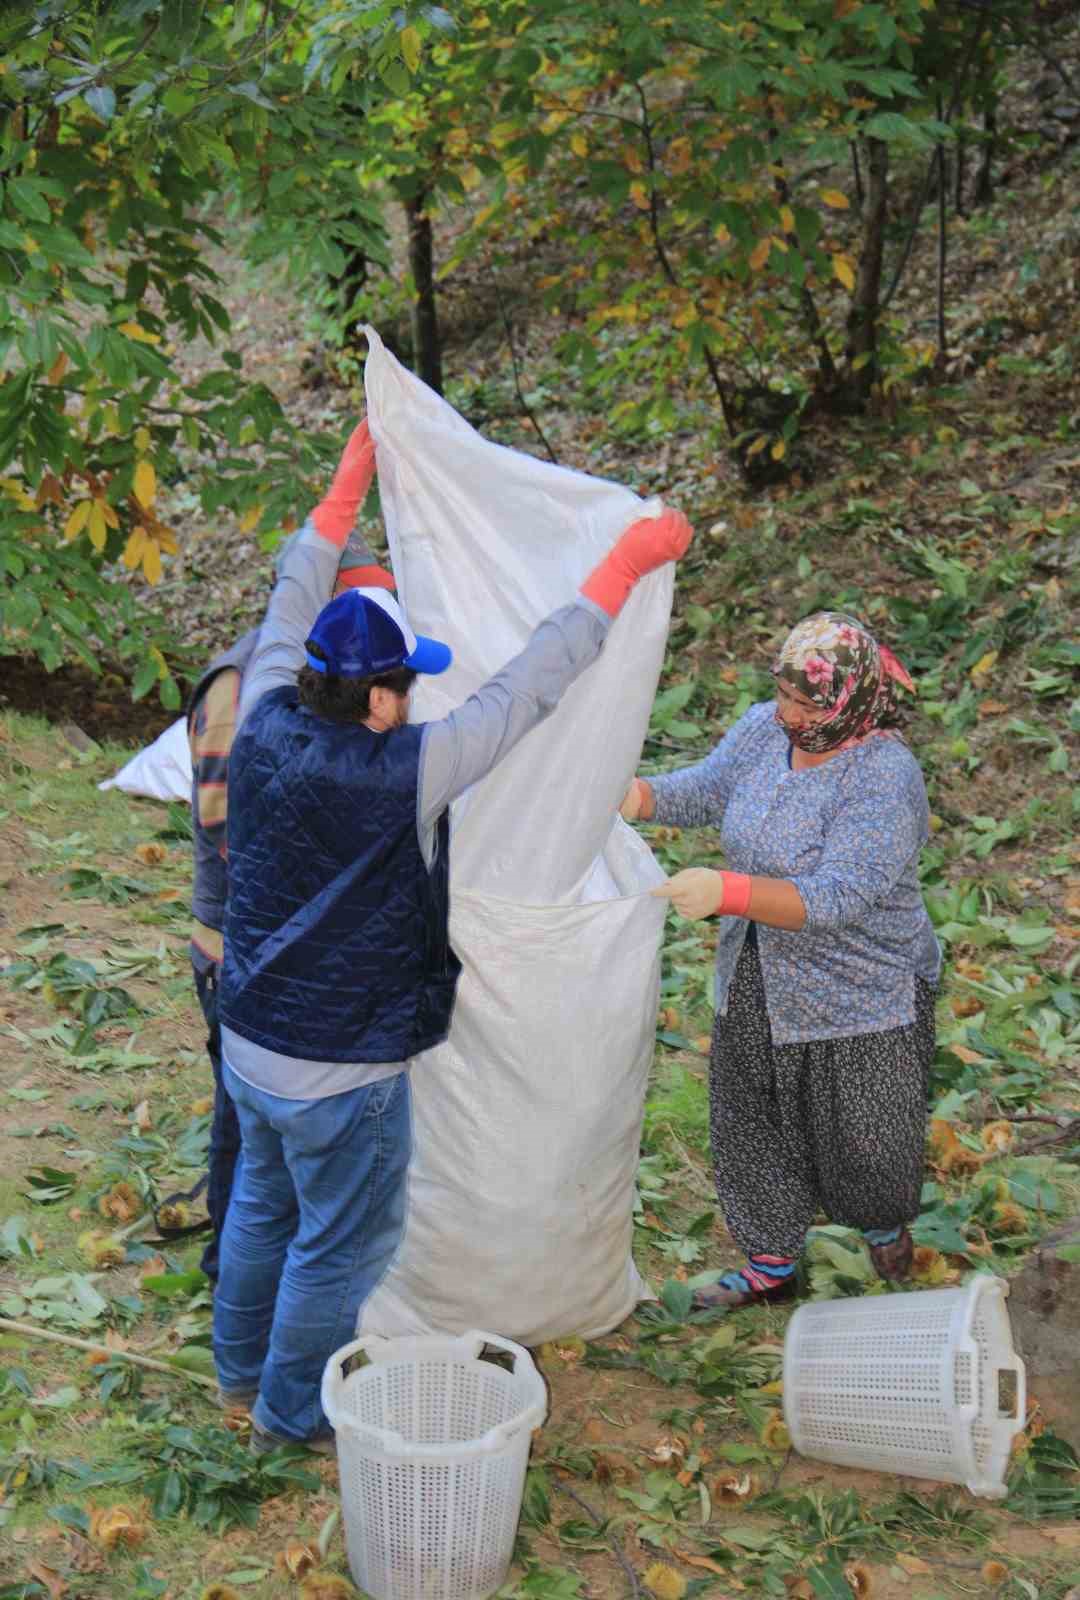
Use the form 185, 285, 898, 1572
97, 716, 192, 802
358, 327, 670, 1345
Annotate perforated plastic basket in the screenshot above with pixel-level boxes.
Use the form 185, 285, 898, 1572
322, 1330, 547, 1600
782, 1275, 1025, 1497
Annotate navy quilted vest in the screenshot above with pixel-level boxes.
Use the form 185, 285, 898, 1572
219, 685, 460, 1063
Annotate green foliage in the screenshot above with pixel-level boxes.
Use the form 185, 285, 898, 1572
0, 0, 430, 691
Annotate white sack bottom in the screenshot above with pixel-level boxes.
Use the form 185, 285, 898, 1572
360, 824, 666, 1347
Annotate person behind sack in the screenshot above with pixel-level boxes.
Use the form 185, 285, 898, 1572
212, 416, 692, 1453
184, 530, 393, 1283
621, 611, 940, 1311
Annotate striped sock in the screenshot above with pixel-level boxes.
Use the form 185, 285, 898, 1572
863, 1225, 902, 1247
720, 1254, 797, 1296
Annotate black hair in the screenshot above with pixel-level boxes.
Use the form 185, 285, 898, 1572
297, 644, 417, 723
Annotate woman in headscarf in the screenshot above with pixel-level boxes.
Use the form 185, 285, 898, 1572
621, 613, 940, 1310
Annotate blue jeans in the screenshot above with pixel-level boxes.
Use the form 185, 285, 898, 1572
192, 966, 241, 1282
213, 1062, 411, 1442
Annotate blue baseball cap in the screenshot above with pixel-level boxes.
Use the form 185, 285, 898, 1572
304, 588, 452, 678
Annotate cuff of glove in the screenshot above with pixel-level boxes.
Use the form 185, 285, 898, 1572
579, 553, 635, 618
717, 871, 752, 918
335, 564, 396, 593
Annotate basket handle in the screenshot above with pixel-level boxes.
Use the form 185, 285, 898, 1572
460, 1331, 548, 1453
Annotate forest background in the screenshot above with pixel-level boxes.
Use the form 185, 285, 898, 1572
0, 2, 1079, 1599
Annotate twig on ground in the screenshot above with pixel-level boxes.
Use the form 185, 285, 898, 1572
557, 1481, 653, 1600
1016, 1124, 1080, 1155
0, 1315, 218, 1388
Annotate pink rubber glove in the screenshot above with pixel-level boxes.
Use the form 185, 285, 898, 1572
311, 420, 377, 548
580, 506, 693, 618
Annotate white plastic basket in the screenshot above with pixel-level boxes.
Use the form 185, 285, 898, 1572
783, 1275, 1025, 1498
321, 1329, 548, 1600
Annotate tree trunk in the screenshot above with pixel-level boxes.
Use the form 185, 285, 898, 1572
973, 101, 997, 207
844, 137, 889, 400
405, 190, 443, 396
330, 244, 369, 353
936, 100, 948, 364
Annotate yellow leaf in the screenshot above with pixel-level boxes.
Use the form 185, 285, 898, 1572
101, 497, 119, 529
47, 350, 69, 384
133, 459, 156, 509
771, 440, 786, 462
629, 181, 650, 211
749, 237, 771, 271
714, 224, 731, 244
833, 253, 856, 291
779, 204, 795, 233
624, 146, 644, 174
64, 499, 92, 541
124, 527, 147, 568
400, 24, 421, 71
155, 522, 178, 555
970, 649, 998, 680
570, 133, 587, 158
239, 504, 263, 534
149, 645, 168, 679
746, 435, 768, 457
117, 320, 160, 344
134, 426, 151, 454
142, 536, 162, 585
88, 499, 108, 551
821, 188, 850, 208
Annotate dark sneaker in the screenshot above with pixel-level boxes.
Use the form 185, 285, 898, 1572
249, 1420, 336, 1457
218, 1387, 259, 1412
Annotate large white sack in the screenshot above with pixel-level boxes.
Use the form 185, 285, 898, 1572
97, 716, 192, 802
358, 328, 670, 1345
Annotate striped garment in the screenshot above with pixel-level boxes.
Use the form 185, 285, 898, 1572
188, 665, 241, 969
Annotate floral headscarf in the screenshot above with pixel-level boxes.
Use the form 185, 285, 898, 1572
771, 611, 915, 754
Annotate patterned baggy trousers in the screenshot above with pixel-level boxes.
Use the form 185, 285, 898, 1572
709, 933, 936, 1260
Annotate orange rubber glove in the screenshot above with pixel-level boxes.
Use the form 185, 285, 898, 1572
311, 419, 377, 548
580, 506, 693, 618
652, 868, 752, 920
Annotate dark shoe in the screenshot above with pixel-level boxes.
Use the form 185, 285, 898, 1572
692, 1275, 797, 1313
218, 1386, 258, 1413
868, 1226, 913, 1282
249, 1420, 336, 1457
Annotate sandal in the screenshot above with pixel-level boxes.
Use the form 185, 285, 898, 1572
692, 1273, 797, 1313
867, 1226, 913, 1282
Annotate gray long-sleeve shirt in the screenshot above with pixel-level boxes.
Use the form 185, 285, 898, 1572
223, 519, 610, 1099
649, 701, 941, 1043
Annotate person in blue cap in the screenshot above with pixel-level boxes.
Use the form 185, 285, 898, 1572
212, 418, 692, 1453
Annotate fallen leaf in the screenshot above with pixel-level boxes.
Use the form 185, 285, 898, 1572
981, 1559, 1009, 1584
132, 1099, 152, 1132
1042, 1527, 1080, 1549
133, 841, 167, 866
978, 700, 1010, 716
674, 1549, 729, 1575
26, 1562, 66, 1600
895, 1554, 932, 1576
